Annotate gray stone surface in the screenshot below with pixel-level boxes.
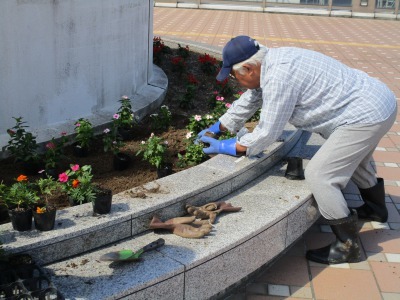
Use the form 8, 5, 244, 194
1, 129, 325, 299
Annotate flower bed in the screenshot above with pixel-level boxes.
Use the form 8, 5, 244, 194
0, 38, 258, 223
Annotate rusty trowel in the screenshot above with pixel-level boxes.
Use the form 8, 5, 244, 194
99, 238, 165, 262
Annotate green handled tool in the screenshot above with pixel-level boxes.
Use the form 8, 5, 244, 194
99, 238, 165, 262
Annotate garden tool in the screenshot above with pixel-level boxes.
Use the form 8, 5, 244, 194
99, 238, 165, 262
186, 201, 242, 223
149, 216, 212, 238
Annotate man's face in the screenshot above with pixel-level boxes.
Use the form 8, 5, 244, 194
231, 64, 261, 89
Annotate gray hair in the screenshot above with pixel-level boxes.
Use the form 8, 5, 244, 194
232, 45, 267, 76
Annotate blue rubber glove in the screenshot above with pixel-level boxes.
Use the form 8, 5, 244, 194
197, 121, 221, 140
200, 136, 237, 156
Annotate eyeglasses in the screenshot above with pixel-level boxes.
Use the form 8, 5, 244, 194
229, 71, 236, 79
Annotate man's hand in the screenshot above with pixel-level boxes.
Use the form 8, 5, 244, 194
200, 136, 237, 156
197, 121, 221, 140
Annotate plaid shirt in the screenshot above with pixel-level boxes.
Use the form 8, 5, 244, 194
219, 47, 397, 157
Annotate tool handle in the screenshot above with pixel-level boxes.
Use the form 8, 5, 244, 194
142, 238, 165, 253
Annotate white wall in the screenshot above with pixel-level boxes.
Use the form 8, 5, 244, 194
0, 0, 156, 149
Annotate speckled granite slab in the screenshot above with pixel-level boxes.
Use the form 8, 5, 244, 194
44, 160, 320, 300
0, 125, 301, 265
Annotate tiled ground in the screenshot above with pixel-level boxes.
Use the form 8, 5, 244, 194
154, 8, 400, 299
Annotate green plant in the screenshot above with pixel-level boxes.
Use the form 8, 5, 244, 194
114, 96, 135, 129
198, 53, 218, 75
136, 133, 168, 169
177, 133, 207, 167
6, 117, 39, 163
179, 74, 199, 109
58, 164, 98, 204
102, 126, 124, 155
35, 176, 61, 212
171, 56, 186, 73
43, 133, 69, 170
0, 175, 39, 209
186, 114, 216, 135
74, 118, 94, 148
153, 36, 171, 64
150, 105, 172, 131
177, 44, 190, 59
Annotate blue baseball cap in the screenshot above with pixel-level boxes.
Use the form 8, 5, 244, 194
216, 35, 260, 82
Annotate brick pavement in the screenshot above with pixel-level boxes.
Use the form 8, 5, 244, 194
154, 8, 400, 299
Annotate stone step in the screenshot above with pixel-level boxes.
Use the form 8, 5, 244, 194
43, 140, 321, 299
1, 124, 301, 266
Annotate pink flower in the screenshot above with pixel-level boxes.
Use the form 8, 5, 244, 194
122, 95, 129, 100
113, 114, 120, 120
46, 142, 56, 149
71, 164, 80, 172
213, 91, 218, 95
194, 115, 202, 121
61, 132, 67, 136
58, 173, 69, 183
75, 123, 81, 127
216, 96, 224, 101
238, 91, 244, 95
225, 103, 232, 108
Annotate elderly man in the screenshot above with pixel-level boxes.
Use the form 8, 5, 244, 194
198, 35, 397, 265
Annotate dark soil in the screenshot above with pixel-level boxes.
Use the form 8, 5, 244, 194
0, 44, 243, 215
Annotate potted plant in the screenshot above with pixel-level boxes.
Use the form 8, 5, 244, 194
0, 175, 39, 231
6, 117, 41, 175
114, 96, 135, 140
102, 127, 130, 171
42, 133, 69, 177
73, 118, 94, 157
136, 133, 172, 178
149, 105, 172, 131
177, 131, 208, 167
33, 176, 61, 231
58, 164, 112, 214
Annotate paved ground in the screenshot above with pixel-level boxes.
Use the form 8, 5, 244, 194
154, 8, 400, 299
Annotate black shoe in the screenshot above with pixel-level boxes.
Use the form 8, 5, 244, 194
306, 210, 361, 264
355, 178, 388, 223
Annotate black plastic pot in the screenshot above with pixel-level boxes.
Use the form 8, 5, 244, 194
21, 159, 43, 176
8, 208, 33, 231
117, 126, 135, 141
285, 157, 305, 180
72, 144, 89, 157
33, 207, 56, 231
157, 164, 173, 179
93, 188, 112, 215
113, 152, 131, 171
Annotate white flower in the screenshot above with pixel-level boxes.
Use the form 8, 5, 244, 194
150, 133, 154, 137
141, 141, 146, 144
164, 141, 169, 145
122, 95, 129, 100
205, 114, 213, 119
194, 115, 202, 121
186, 132, 193, 139
103, 128, 111, 134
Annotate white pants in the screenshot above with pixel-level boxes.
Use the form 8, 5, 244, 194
304, 108, 397, 220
